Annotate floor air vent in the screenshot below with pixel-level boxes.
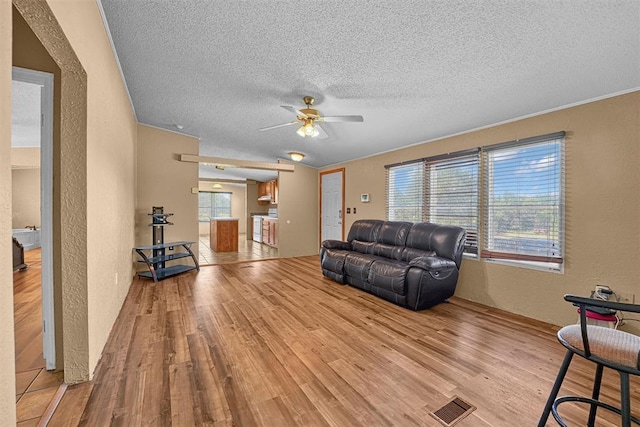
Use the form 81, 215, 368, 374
430, 396, 476, 426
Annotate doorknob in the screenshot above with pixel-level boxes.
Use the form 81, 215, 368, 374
338, 210, 342, 219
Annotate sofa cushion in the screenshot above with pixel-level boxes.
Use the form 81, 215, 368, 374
344, 253, 381, 282
372, 243, 403, 259
368, 259, 410, 296
347, 220, 383, 243
406, 222, 466, 267
399, 247, 436, 263
322, 249, 350, 274
351, 240, 375, 254
377, 221, 412, 246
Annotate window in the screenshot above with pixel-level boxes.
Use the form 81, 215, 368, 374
198, 192, 231, 221
425, 154, 479, 255
482, 133, 564, 269
386, 162, 423, 222
386, 151, 479, 255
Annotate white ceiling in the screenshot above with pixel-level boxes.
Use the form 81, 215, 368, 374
98, 0, 640, 182
11, 80, 41, 148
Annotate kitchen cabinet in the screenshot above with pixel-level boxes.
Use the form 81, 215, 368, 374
262, 218, 278, 247
258, 179, 278, 205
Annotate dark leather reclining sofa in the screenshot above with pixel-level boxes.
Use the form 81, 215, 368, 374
320, 219, 466, 310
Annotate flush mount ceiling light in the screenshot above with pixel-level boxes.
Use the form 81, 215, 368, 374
212, 183, 223, 189
288, 152, 305, 162
215, 165, 225, 170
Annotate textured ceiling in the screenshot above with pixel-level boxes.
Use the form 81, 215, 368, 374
99, 0, 640, 181
12, 80, 41, 148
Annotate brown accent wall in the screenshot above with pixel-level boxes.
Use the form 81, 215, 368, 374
320, 91, 640, 327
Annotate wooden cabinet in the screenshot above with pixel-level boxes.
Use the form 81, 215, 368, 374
258, 180, 278, 205
262, 218, 278, 248
210, 218, 239, 252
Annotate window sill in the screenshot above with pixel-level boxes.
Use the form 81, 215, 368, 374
483, 257, 563, 273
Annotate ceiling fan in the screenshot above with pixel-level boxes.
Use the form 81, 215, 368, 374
259, 96, 364, 139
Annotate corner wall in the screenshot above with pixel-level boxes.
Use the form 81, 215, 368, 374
136, 125, 199, 259
277, 161, 319, 258
320, 91, 640, 327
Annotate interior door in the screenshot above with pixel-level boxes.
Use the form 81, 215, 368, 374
320, 169, 344, 242
12, 67, 55, 370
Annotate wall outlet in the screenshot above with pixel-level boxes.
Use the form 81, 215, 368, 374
618, 292, 635, 304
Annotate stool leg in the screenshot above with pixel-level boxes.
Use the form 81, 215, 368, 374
587, 364, 603, 427
620, 371, 631, 427
538, 350, 574, 427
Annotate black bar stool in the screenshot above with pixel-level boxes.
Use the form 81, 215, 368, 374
538, 294, 640, 426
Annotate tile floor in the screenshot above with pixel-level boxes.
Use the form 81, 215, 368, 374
198, 233, 278, 265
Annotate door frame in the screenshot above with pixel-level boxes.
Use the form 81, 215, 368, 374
12, 66, 55, 370
319, 168, 345, 245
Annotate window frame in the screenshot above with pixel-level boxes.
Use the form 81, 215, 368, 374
384, 131, 565, 271
481, 132, 565, 270
198, 191, 232, 222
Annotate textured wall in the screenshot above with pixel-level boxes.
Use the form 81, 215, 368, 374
14, 0, 138, 383
277, 161, 319, 258
0, 1, 17, 424
136, 125, 199, 261
320, 91, 640, 327
11, 168, 41, 229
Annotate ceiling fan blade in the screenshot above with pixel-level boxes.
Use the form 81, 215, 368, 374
321, 115, 364, 123
259, 121, 298, 131
315, 124, 329, 139
281, 105, 308, 118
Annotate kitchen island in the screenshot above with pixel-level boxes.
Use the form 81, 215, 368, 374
209, 218, 239, 252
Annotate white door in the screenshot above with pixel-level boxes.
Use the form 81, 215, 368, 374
12, 67, 55, 370
321, 169, 344, 242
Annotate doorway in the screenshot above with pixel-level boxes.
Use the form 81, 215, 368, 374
12, 66, 55, 371
320, 168, 345, 242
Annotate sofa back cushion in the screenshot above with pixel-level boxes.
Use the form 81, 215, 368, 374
351, 240, 375, 254
347, 219, 383, 243
399, 247, 436, 263
372, 243, 403, 259
405, 222, 466, 268
376, 221, 412, 246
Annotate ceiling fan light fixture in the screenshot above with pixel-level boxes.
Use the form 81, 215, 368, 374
288, 152, 305, 162
296, 125, 306, 138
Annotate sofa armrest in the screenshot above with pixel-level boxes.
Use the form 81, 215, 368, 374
409, 256, 456, 271
321, 240, 351, 251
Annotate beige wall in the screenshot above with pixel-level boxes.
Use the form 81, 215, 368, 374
1, 0, 17, 423
277, 162, 319, 257
136, 125, 199, 262
11, 0, 138, 387
321, 91, 640, 327
11, 147, 40, 168
11, 168, 40, 229
197, 181, 247, 235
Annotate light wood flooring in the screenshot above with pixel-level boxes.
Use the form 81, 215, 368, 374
51, 256, 639, 426
198, 233, 278, 266
14, 248, 64, 425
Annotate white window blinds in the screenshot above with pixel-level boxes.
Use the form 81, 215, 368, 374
425, 154, 479, 255
386, 162, 424, 222
482, 133, 565, 265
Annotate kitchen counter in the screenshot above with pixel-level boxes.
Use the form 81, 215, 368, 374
210, 218, 238, 252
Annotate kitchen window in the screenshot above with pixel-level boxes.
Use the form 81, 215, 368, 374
198, 191, 231, 221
